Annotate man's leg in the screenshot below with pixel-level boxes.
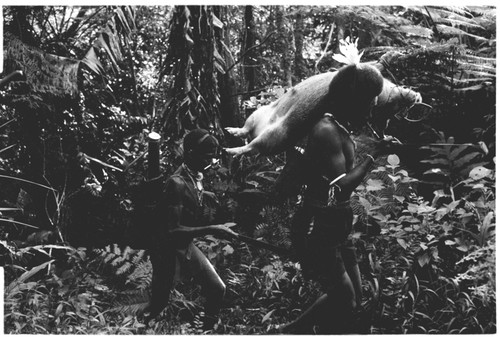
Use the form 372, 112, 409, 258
282, 242, 357, 334
342, 243, 362, 307
281, 270, 356, 334
190, 246, 226, 330
290, 206, 312, 263
346, 264, 362, 305
318, 270, 357, 334
280, 293, 328, 334
146, 248, 176, 322
342, 243, 376, 333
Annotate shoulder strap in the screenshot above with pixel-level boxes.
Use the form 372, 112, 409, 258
167, 172, 201, 205
168, 174, 190, 188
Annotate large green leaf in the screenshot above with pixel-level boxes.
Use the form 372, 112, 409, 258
81, 47, 105, 76
5, 260, 55, 297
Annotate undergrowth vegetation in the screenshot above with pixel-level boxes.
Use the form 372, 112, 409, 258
2, 149, 495, 334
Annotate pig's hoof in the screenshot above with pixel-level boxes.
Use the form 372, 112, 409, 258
225, 127, 248, 138
224, 145, 250, 158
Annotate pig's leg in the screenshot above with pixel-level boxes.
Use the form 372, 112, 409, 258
225, 126, 249, 138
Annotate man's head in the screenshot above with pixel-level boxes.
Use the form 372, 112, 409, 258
183, 129, 220, 172
329, 63, 384, 130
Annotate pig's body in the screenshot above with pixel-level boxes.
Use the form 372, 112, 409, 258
226, 72, 335, 156
226, 68, 421, 157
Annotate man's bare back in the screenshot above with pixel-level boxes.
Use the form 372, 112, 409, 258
303, 114, 357, 205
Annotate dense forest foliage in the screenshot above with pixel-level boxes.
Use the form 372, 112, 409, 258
1, 5, 496, 334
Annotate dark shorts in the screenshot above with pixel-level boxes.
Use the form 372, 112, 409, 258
291, 202, 356, 287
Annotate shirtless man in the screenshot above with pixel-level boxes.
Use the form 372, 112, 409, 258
282, 92, 398, 333
146, 129, 237, 331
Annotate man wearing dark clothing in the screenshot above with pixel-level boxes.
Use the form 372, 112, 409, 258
281, 82, 398, 332
146, 129, 237, 331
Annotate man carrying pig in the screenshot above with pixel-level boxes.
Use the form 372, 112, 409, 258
225, 39, 411, 333
278, 62, 400, 333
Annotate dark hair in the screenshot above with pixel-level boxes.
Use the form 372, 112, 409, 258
329, 63, 384, 102
183, 129, 219, 154
328, 63, 384, 125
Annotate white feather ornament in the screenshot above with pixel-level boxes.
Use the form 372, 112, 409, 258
332, 37, 364, 65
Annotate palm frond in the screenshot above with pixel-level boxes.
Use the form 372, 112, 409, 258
427, 6, 472, 19
436, 24, 488, 41
440, 18, 484, 31
398, 26, 434, 39
114, 6, 136, 37
468, 6, 496, 18
3, 32, 80, 97
456, 62, 496, 76
81, 6, 136, 77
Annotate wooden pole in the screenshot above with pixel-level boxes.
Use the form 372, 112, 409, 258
148, 132, 161, 179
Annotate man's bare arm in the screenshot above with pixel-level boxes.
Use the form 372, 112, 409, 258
314, 122, 375, 195
170, 224, 237, 240
164, 178, 237, 241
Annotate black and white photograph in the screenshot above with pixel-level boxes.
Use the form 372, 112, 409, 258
0, 4, 496, 334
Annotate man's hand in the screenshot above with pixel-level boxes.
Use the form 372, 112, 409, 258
211, 222, 239, 238
373, 135, 402, 157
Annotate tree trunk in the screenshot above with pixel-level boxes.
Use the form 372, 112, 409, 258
7, 7, 38, 46
190, 5, 221, 132
160, 5, 222, 138
335, 15, 346, 50
5, 10, 50, 228
241, 5, 257, 102
275, 6, 293, 87
213, 6, 241, 131
293, 7, 306, 83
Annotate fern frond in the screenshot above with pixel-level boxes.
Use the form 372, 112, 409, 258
420, 136, 487, 183
111, 289, 150, 316
427, 6, 471, 19
460, 54, 496, 68
444, 77, 494, 88
275, 233, 292, 248
111, 255, 126, 268
254, 222, 270, 237
126, 259, 152, 290
440, 18, 484, 30
436, 24, 488, 41
456, 62, 496, 75
93, 244, 149, 283
103, 252, 118, 264
399, 25, 434, 39
395, 183, 414, 199
131, 250, 147, 266
116, 261, 133, 275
